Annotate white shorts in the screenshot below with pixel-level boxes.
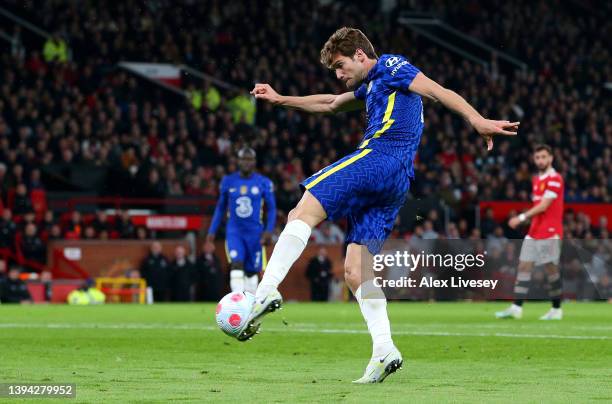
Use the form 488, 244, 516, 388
519, 235, 561, 266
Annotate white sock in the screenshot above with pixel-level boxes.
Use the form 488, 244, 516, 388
255, 219, 311, 301
230, 269, 245, 292
355, 282, 394, 359
244, 274, 259, 295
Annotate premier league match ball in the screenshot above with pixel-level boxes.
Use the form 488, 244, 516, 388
215, 291, 255, 337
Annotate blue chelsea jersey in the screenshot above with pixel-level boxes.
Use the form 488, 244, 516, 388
353, 54, 424, 178
208, 172, 276, 234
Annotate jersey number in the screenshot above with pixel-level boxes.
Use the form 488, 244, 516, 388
235, 196, 253, 218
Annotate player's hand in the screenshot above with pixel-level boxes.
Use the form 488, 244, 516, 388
260, 231, 272, 246
250, 83, 282, 104
508, 216, 521, 229
470, 118, 519, 151
205, 234, 215, 251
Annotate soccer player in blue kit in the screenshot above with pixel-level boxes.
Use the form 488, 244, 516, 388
207, 147, 276, 294
243, 27, 519, 382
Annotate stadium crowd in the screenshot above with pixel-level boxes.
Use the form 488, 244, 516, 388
0, 0, 609, 300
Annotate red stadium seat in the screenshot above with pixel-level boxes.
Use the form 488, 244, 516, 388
30, 189, 47, 219
6, 188, 15, 210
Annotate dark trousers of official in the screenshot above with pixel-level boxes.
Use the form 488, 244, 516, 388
153, 288, 169, 302
310, 281, 329, 302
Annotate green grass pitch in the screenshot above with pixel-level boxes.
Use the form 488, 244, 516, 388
1, 302, 611, 403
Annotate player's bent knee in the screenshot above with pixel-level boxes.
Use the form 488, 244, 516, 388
344, 264, 361, 289
286, 192, 327, 227
287, 207, 300, 222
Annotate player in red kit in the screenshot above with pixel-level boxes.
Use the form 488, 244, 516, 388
496, 145, 565, 320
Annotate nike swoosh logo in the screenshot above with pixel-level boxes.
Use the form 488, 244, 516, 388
378, 350, 395, 363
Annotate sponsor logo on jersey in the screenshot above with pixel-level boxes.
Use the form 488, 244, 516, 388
235, 196, 253, 218
229, 188, 236, 193
390, 60, 409, 76
385, 56, 400, 67
240, 185, 247, 195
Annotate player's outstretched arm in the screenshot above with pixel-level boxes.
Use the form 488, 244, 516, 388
207, 177, 229, 244
508, 198, 554, 229
408, 72, 519, 150
250, 83, 363, 114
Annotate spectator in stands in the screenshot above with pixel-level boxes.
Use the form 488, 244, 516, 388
140, 241, 170, 302
19, 212, 36, 234
306, 247, 332, 301
204, 81, 221, 111
42, 210, 56, 233
427, 209, 444, 233
0, 266, 32, 304
0, 209, 16, 250
64, 211, 83, 239
7, 165, 24, 190
486, 226, 508, 253
42, 33, 68, 63
170, 245, 194, 302
311, 222, 345, 245
92, 210, 110, 235
0, 163, 7, 195
480, 207, 497, 237
422, 220, 440, 240
13, 184, 33, 215
595, 216, 609, 238
20, 223, 46, 270
29, 169, 44, 190
446, 222, 460, 239
48, 224, 63, 240
83, 225, 97, 240
408, 225, 427, 252
136, 226, 149, 240
145, 169, 167, 198
195, 241, 222, 301
276, 179, 301, 215
0, 260, 6, 288
115, 210, 136, 239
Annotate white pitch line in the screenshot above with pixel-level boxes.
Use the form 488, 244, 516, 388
290, 322, 612, 331
0, 323, 610, 341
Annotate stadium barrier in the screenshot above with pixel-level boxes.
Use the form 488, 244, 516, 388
44, 239, 345, 302
480, 202, 612, 230
26, 279, 83, 303
47, 239, 190, 279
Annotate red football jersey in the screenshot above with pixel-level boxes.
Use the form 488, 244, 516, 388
528, 168, 564, 239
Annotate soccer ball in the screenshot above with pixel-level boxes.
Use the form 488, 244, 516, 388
215, 291, 255, 337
